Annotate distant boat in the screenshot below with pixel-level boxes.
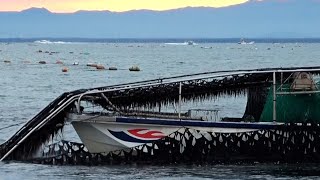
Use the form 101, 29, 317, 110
238, 39, 255, 45
186, 41, 195, 45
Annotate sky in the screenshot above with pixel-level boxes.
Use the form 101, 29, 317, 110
0, 0, 249, 13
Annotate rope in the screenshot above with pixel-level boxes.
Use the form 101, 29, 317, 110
100, 93, 124, 114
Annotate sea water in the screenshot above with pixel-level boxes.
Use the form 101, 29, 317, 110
1, 41, 320, 179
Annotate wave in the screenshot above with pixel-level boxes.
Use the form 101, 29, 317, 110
165, 42, 188, 45
34, 40, 73, 44
164, 41, 198, 46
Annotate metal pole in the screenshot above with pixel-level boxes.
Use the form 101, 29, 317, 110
273, 72, 276, 123
178, 82, 182, 119
280, 72, 283, 91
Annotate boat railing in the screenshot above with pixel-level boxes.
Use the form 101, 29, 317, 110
89, 66, 320, 92
187, 109, 220, 122
81, 67, 320, 96
75, 67, 320, 123
124, 112, 194, 120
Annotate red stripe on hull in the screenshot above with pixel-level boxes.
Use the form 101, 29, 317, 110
128, 129, 165, 139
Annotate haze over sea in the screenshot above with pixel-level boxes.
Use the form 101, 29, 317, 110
1, 39, 320, 179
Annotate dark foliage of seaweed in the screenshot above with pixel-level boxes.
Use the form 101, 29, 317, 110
89, 73, 273, 111
10, 107, 70, 160
91, 72, 320, 112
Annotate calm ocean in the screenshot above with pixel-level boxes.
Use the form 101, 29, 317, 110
1, 40, 320, 179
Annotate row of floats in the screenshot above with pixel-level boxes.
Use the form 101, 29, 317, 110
3, 60, 141, 72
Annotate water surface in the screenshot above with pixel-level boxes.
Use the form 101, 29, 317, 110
1, 42, 320, 179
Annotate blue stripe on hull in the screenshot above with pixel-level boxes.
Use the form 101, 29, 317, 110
108, 129, 154, 143
116, 117, 278, 130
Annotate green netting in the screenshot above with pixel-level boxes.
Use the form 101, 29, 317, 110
260, 85, 320, 123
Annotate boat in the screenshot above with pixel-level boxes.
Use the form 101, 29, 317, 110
68, 67, 320, 156
238, 39, 255, 45
186, 41, 195, 45
69, 113, 279, 154
2, 66, 320, 164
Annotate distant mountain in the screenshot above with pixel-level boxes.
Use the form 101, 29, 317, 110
0, 0, 319, 38
20, 7, 51, 14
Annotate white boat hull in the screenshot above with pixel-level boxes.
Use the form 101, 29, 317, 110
69, 114, 278, 154
72, 121, 180, 153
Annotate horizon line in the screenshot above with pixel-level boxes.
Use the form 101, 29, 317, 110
1, 37, 320, 39
1, 37, 320, 43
